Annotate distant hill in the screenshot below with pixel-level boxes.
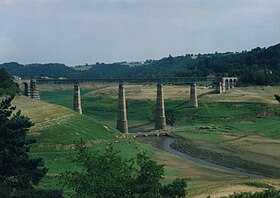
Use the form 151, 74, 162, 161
1, 43, 280, 85
0, 62, 80, 78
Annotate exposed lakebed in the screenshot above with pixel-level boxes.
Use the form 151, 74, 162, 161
137, 136, 279, 179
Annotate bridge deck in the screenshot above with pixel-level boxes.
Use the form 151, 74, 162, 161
36, 77, 219, 84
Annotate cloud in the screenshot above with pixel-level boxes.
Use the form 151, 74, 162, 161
0, 35, 14, 55
0, 0, 280, 65
0, 0, 13, 4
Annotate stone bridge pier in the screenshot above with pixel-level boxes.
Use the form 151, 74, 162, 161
21, 77, 239, 135
155, 83, 166, 130
73, 83, 82, 114
117, 83, 128, 133
189, 83, 198, 108
30, 79, 40, 99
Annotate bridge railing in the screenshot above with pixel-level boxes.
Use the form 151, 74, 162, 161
36, 77, 220, 84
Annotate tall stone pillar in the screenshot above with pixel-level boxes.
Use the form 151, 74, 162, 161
155, 83, 166, 130
30, 79, 40, 99
189, 83, 198, 108
73, 84, 82, 114
117, 83, 128, 133
218, 82, 222, 94
221, 78, 226, 93
23, 83, 30, 97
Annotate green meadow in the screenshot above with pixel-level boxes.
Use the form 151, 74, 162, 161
40, 89, 280, 140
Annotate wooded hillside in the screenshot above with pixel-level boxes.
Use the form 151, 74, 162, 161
1, 43, 280, 85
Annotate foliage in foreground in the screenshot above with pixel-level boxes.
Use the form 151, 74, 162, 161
62, 141, 188, 198
0, 96, 54, 197
0, 68, 19, 96
11, 189, 63, 198
224, 189, 280, 198
275, 94, 280, 104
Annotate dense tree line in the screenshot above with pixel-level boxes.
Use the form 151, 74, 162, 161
0, 63, 80, 79
1, 43, 280, 85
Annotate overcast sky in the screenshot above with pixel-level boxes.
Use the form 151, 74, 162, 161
0, 0, 279, 66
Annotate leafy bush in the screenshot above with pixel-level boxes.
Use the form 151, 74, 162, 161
62, 141, 188, 198
275, 94, 280, 104
12, 189, 63, 198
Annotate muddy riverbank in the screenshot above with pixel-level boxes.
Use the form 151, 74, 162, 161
137, 136, 280, 178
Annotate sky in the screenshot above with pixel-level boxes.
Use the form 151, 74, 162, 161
0, 0, 280, 66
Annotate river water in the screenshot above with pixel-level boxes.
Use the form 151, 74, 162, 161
137, 136, 267, 179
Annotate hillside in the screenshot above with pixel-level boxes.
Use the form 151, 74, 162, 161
10, 95, 250, 197
12, 96, 117, 143
1, 43, 280, 85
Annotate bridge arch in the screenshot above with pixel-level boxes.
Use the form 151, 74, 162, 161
23, 82, 30, 97
225, 79, 230, 90
234, 78, 237, 85
14, 82, 20, 89
220, 77, 238, 93
229, 79, 233, 89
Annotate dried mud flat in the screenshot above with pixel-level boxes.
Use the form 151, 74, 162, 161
84, 84, 212, 100
139, 138, 280, 198
39, 83, 280, 104
190, 178, 280, 198
171, 137, 280, 178
192, 185, 265, 198
202, 86, 279, 104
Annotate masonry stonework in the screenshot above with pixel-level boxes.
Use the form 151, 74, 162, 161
30, 79, 40, 99
73, 84, 82, 114
189, 83, 198, 108
117, 83, 128, 133
155, 83, 166, 130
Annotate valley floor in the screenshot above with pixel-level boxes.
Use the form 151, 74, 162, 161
13, 84, 280, 197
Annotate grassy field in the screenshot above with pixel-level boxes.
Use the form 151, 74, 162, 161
13, 84, 280, 197
12, 96, 153, 195
40, 87, 280, 139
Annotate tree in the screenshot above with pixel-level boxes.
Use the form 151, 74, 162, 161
62, 140, 188, 198
0, 68, 19, 96
0, 95, 48, 197
274, 94, 280, 104
166, 110, 176, 126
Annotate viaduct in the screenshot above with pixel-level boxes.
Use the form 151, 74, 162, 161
14, 77, 238, 134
